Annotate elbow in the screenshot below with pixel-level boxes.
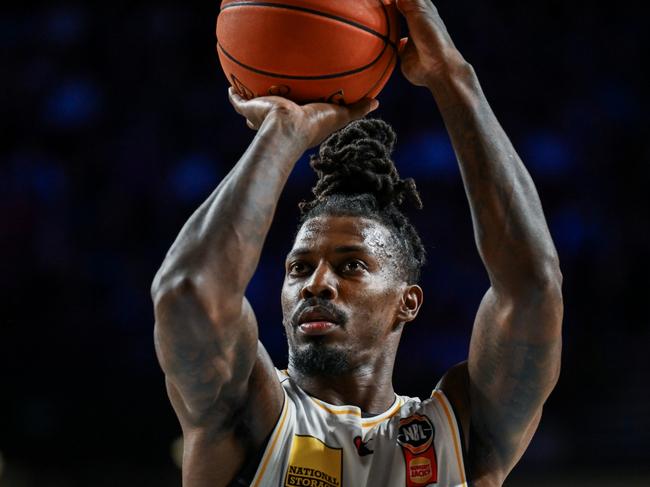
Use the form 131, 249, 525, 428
151, 273, 201, 334
525, 262, 564, 318
498, 258, 564, 327
540, 257, 563, 299
151, 254, 246, 310
151, 253, 194, 302
151, 270, 195, 308
520, 251, 563, 297
150, 254, 210, 311
523, 261, 564, 337
151, 269, 244, 328
498, 256, 563, 300
534, 257, 563, 293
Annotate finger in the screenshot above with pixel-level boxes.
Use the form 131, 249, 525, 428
228, 88, 245, 113
228, 87, 244, 104
396, 0, 432, 13
346, 98, 380, 120
399, 37, 409, 55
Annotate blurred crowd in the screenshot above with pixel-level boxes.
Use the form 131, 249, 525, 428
1, 0, 648, 485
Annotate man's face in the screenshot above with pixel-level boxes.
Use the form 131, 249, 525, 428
281, 215, 410, 376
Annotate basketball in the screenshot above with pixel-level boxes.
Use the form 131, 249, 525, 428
216, 1, 400, 105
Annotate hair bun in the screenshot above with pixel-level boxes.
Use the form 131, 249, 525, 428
326, 118, 397, 155
305, 118, 422, 211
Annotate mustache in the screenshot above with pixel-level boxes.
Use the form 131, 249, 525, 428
290, 298, 348, 328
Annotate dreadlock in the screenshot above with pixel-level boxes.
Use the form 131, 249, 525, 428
298, 118, 426, 284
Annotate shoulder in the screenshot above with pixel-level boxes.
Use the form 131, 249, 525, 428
392, 388, 469, 487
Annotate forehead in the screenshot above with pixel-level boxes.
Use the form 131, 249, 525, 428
291, 215, 393, 256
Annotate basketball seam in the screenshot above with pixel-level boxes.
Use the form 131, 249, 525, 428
361, 49, 397, 99
220, 1, 398, 50
217, 40, 394, 81
360, 0, 394, 98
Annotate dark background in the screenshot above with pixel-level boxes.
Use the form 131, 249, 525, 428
2, 0, 649, 485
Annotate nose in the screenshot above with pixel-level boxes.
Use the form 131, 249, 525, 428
300, 261, 338, 301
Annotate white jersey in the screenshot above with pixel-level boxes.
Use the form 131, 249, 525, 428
249, 370, 467, 487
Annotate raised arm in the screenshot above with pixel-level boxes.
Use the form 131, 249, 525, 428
151, 90, 378, 482
396, 0, 563, 483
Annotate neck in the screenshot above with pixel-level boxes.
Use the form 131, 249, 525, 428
288, 351, 397, 415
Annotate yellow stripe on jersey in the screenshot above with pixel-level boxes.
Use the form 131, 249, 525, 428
432, 390, 468, 486
310, 397, 363, 417
284, 370, 402, 429
252, 388, 290, 487
360, 398, 404, 429
309, 395, 404, 430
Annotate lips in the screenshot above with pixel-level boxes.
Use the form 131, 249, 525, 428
298, 308, 339, 325
298, 321, 338, 335
296, 307, 341, 336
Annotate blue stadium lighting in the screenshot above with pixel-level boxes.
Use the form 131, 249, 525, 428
170, 154, 219, 203
550, 207, 590, 256
522, 131, 573, 178
44, 80, 101, 128
395, 131, 457, 179
45, 7, 87, 45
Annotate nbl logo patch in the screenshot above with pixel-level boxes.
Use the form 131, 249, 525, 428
397, 414, 438, 486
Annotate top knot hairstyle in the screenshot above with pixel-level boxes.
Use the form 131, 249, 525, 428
298, 118, 427, 284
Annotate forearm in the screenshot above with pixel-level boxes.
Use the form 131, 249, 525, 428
153, 115, 307, 300
429, 62, 561, 290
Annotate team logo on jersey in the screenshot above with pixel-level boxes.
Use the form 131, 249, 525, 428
284, 435, 342, 487
353, 435, 374, 457
397, 414, 438, 486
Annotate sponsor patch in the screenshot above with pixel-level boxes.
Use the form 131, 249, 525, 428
284, 435, 342, 487
397, 414, 438, 486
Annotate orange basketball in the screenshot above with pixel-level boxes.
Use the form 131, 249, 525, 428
216, 0, 400, 105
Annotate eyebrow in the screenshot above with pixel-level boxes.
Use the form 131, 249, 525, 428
287, 244, 369, 260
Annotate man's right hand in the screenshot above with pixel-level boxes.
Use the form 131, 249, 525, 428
227, 88, 380, 149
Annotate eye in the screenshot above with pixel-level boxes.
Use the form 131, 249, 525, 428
288, 261, 310, 276
341, 260, 367, 274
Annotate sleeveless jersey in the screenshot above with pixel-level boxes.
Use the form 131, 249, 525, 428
248, 370, 468, 487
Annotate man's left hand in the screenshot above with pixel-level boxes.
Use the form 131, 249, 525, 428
393, 0, 467, 87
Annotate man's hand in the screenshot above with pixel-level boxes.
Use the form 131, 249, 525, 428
395, 0, 467, 87
228, 88, 379, 149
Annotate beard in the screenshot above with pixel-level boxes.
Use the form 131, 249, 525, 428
289, 339, 351, 377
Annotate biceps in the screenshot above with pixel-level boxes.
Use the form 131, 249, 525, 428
468, 287, 562, 448
154, 290, 259, 421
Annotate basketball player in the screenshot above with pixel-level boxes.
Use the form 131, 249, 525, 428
151, 1, 563, 485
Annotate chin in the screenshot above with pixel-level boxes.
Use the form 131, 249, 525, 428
289, 341, 351, 377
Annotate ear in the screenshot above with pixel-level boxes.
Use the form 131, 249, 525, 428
394, 284, 423, 326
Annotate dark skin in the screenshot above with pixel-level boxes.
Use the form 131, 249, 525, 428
151, 1, 563, 486
282, 216, 423, 414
